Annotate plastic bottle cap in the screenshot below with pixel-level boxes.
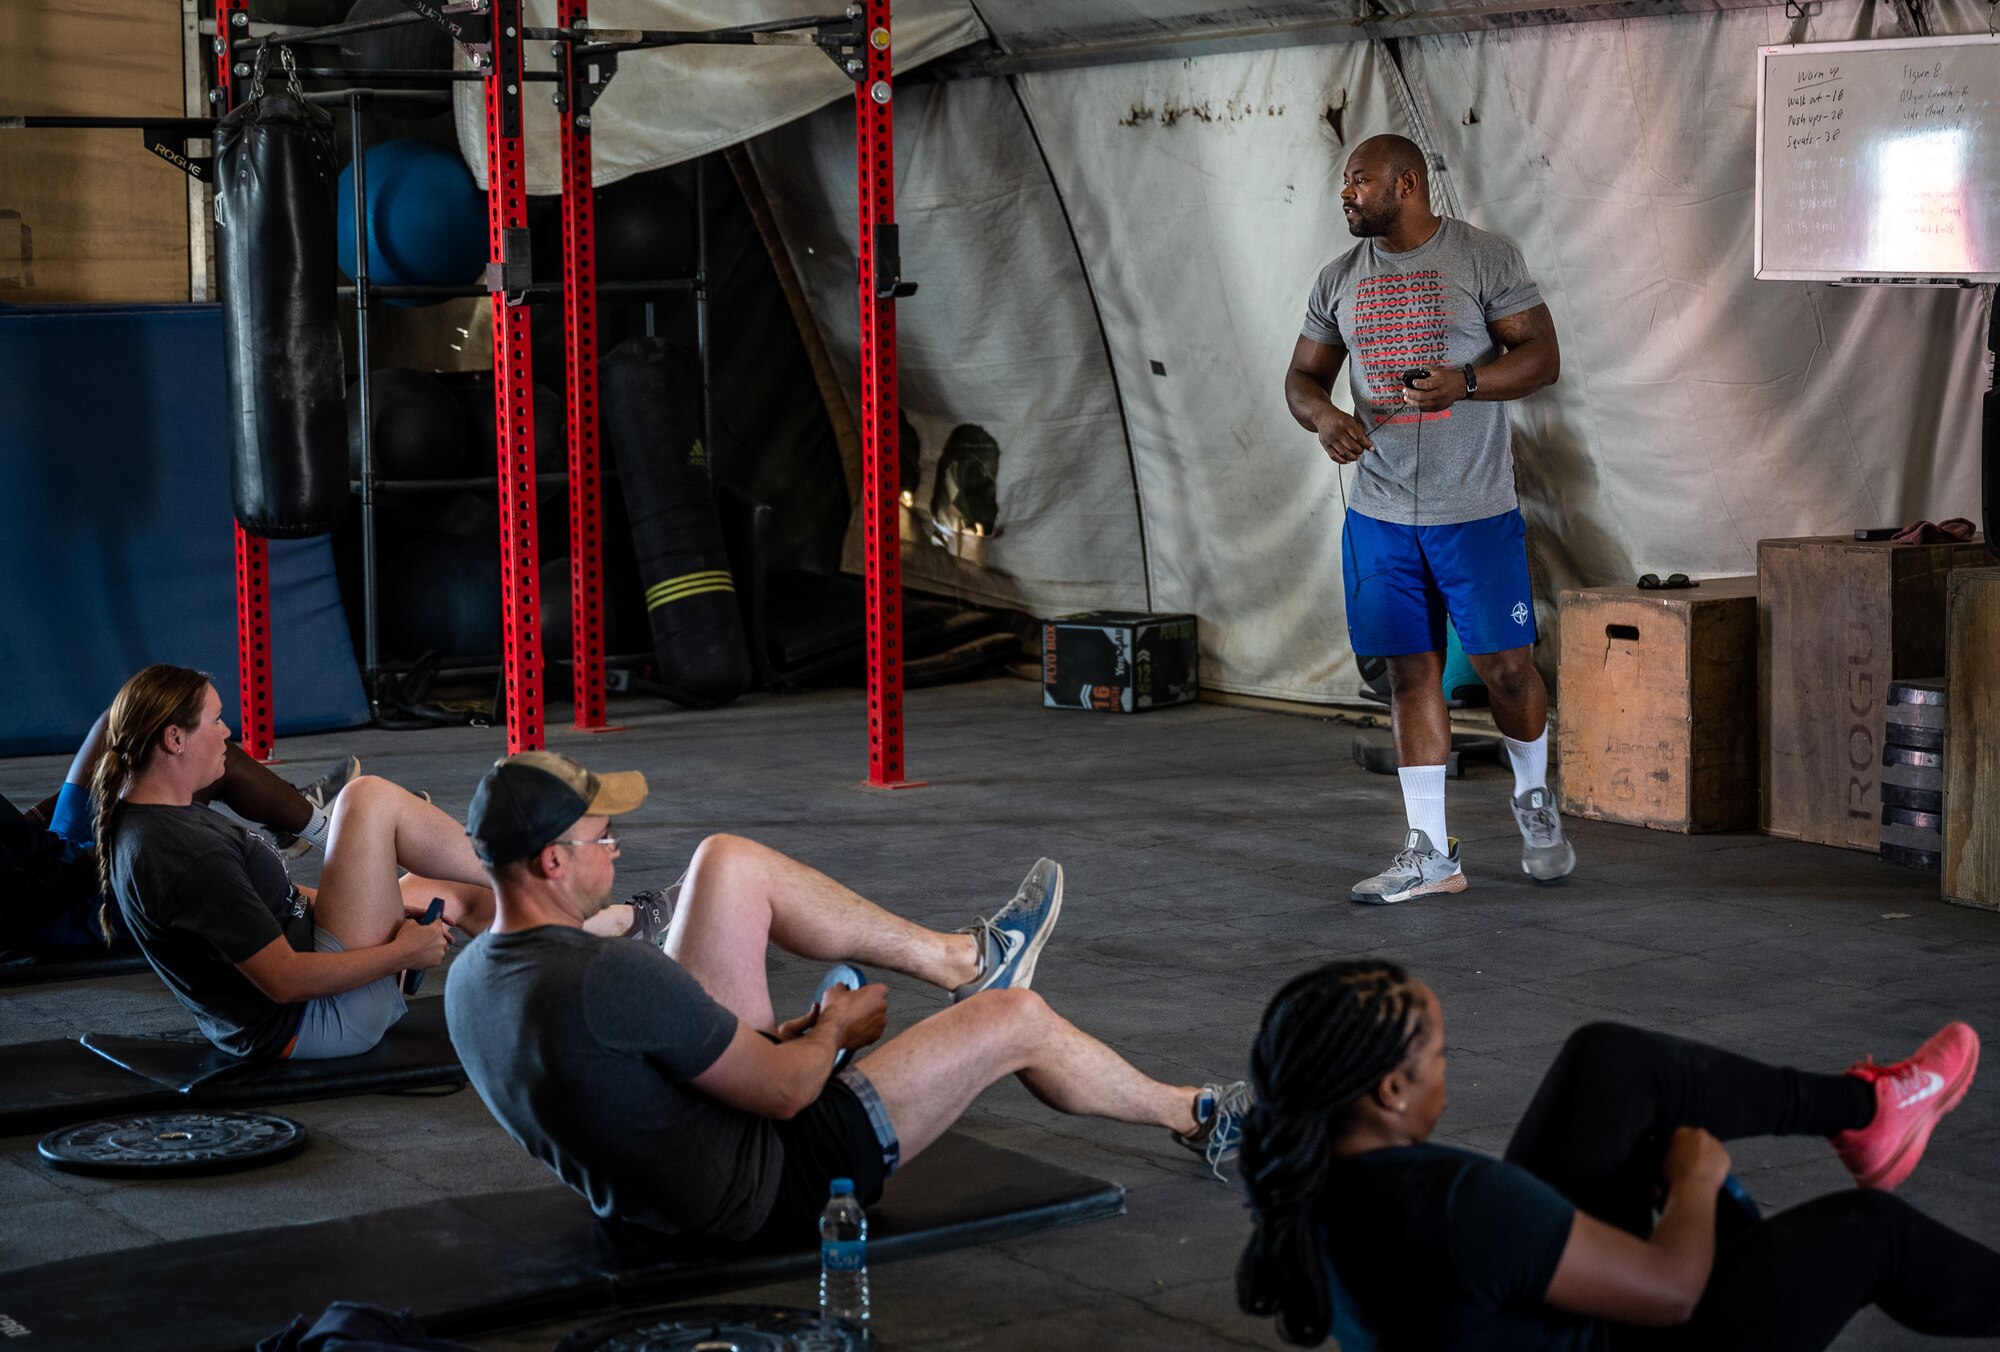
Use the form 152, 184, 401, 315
829, 1178, 855, 1196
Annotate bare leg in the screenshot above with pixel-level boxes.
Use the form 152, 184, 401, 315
197, 742, 311, 832
1467, 645, 1549, 742
1386, 652, 1451, 766
664, 833, 982, 1031
314, 776, 492, 949
398, 874, 495, 931
854, 988, 1203, 1163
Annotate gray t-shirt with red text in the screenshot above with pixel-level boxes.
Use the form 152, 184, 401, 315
1302, 216, 1543, 526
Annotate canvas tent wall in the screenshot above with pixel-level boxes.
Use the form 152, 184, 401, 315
454, 0, 1993, 705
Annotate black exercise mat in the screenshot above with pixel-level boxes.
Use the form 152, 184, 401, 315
0, 948, 148, 988
0, 1000, 461, 1137
0, 1130, 1125, 1352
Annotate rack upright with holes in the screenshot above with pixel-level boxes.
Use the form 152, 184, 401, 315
198, 0, 914, 779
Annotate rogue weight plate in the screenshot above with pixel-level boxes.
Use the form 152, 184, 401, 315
1887, 679, 1946, 707
556, 1304, 872, 1352
1881, 783, 1944, 814
1883, 721, 1945, 751
38, 1110, 307, 1178
1880, 842, 1942, 873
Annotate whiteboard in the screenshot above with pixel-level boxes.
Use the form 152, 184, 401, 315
1756, 34, 2000, 283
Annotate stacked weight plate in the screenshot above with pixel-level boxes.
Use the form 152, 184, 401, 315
1880, 679, 1946, 872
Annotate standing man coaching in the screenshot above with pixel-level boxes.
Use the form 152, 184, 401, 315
1286, 133, 1571, 905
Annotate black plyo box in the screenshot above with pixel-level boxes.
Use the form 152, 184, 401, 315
1041, 611, 1197, 712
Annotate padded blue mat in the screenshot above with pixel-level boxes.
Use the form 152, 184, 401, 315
0, 304, 368, 755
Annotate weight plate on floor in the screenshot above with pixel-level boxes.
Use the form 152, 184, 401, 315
1881, 783, 1944, 814
38, 1110, 308, 1178
1880, 842, 1942, 873
1883, 721, 1944, 751
556, 1304, 872, 1352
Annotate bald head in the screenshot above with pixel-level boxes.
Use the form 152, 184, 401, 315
1351, 135, 1428, 188
1341, 134, 1435, 242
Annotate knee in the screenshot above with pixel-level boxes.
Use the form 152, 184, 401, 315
966, 986, 1050, 1028
1557, 1022, 1649, 1077
1386, 655, 1444, 698
690, 832, 754, 872
330, 774, 397, 817
1474, 653, 1542, 706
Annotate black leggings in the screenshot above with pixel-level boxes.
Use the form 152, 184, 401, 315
1505, 1023, 2000, 1351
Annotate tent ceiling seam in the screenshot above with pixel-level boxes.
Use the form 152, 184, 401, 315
916, 0, 1798, 82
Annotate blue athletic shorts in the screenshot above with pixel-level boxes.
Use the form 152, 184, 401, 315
1341, 508, 1538, 657
50, 782, 95, 850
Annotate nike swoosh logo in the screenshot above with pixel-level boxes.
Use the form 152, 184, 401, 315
1895, 1069, 1945, 1110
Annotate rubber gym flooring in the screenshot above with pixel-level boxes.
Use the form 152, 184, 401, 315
2, 676, 1996, 1351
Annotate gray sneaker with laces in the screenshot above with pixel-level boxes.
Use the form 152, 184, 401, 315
1511, 787, 1575, 882
1349, 829, 1467, 905
273, 754, 361, 858
1175, 1079, 1255, 1181
951, 858, 1063, 1002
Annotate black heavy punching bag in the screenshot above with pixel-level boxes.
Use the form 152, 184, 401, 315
601, 338, 752, 708
214, 54, 347, 537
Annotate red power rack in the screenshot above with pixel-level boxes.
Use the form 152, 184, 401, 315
220, 0, 905, 774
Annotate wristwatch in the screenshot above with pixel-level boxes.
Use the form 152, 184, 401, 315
1461, 364, 1478, 397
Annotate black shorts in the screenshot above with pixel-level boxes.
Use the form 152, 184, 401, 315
751, 1074, 894, 1244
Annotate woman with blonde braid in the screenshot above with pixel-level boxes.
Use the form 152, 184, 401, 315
93, 664, 507, 1059
1238, 959, 1996, 1351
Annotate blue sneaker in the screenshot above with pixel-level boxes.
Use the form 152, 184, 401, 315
815, 963, 868, 1072
950, 860, 1063, 1003
1175, 1080, 1254, 1180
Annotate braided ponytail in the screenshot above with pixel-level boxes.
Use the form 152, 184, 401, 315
1236, 960, 1423, 1345
90, 665, 213, 904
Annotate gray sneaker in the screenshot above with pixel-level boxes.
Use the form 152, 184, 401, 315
1349, 830, 1467, 905
274, 754, 360, 858
951, 859, 1063, 1002
1511, 787, 1576, 883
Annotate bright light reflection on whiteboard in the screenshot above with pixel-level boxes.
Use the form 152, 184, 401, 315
1873, 129, 1972, 272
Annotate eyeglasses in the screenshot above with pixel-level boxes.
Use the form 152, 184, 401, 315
553, 828, 620, 853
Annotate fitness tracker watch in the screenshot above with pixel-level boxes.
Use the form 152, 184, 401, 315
1461, 364, 1478, 397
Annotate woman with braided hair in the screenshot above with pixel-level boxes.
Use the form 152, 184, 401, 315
1237, 959, 2000, 1350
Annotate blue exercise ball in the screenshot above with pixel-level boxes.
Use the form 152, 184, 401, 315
337, 140, 487, 299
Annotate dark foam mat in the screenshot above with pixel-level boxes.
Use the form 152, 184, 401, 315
0, 948, 149, 989
0, 1000, 461, 1137
0, 1130, 1125, 1352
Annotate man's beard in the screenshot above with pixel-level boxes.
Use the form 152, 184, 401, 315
1345, 203, 1393, 237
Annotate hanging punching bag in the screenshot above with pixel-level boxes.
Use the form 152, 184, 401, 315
602, 338, 752, 708
214, 52, 347, 538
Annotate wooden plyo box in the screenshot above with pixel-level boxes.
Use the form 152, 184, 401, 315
1557, 577, 1758, 833
1760, 536, 1990, 851
1945, 567, 2000, 911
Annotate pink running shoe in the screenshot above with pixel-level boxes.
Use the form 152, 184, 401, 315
1832, 1022, 1980, 1190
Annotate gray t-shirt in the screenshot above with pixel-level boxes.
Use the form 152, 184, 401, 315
1302, 216, 1543, 526
445, 926, 777, 1241
107, 803, 313, 1059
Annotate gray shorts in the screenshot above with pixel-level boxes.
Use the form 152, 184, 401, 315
286, 926, 408, 1060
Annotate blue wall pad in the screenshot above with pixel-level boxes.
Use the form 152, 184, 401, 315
0, 304, 369, 756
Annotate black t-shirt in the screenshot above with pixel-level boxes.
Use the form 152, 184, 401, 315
1323, 1143, 1608, 1351
445, 926, 773, 1240
0, 791, 102, 944
107, 803, 312, 1058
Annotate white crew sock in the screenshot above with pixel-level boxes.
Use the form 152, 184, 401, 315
1503, 729, 1550, 798
300, 804, 330, 852
1397, 765, 1449, 851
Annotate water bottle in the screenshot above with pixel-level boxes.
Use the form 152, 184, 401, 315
818, 1177, 870, 1324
